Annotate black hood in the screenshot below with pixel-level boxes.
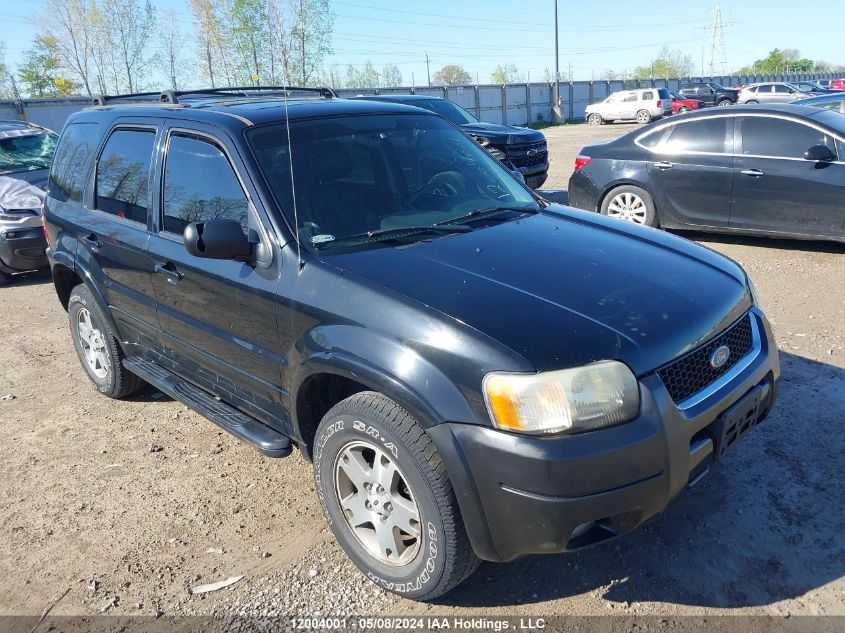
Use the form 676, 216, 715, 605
460, 122, 545, 146
320, 207, 751, 376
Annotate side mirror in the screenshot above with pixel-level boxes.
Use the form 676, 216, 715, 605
183, 220, 252, 260
511, 169, 526, 185
803, 145, 836, 163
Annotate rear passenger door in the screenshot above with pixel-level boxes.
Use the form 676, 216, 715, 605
647, 114, 734, 228
146, 123, 289, 429
620, 92, 640, 119
74, 119, 161, 351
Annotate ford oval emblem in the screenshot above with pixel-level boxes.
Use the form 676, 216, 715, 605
710, 345, 731, 369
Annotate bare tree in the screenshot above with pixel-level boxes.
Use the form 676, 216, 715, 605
290, 0, 334, 86
100, 0, 156, 93
431, 64, 471, 86
490, 62, 523, 84
190, 0, 234, 87
157, 10, 186, 90
42, 0, 96, 95
265, 0, 292, 84
380, 64, 402, 87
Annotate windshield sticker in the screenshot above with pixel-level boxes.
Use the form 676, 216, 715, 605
310, 234, 335, 244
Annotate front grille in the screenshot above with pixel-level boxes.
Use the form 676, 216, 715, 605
657, 314, 754, 404
510, 151, 548, 167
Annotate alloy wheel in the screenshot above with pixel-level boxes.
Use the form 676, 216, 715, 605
607, 192, 647, 224
334, 440, 422, 566
76, 307, 109, 379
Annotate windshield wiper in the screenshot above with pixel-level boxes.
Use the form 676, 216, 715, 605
312, 224, 472, 249
435, 205, 540, 227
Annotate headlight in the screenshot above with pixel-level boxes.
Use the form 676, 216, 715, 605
747, 275, 759, 306
483, 360, 640, 436
471, 135, 507, 160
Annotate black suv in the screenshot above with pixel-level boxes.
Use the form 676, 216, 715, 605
45, 87, 779, 601
679, 82, 739, 107
353, 94, 549, 189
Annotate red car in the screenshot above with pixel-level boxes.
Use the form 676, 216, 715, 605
670, 92, 704, 114
831, 78, 845, 91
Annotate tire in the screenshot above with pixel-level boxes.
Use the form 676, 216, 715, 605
717, 99, 733, 107
313, 391, 480, 601
678, 106, 689, 113
745, 100, 758, 104
635, 109, 652, 124
68, 284, 144, 399
600, 185, 658, 227
587, 113, 603, 126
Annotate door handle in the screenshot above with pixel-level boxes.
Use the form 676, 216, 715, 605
81, 233, 101, 252
741, 168, 764, 177
654, 161, 673, 170
155, 262, 184, 285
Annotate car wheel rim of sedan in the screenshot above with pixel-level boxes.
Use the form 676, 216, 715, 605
77, 307, 109, 379
334, 440, 422, 566
607, 192, 647, 224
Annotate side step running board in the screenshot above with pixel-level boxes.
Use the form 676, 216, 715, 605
123, 357, 292, 458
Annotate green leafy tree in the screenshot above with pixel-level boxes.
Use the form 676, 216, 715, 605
18, 36, 77, 97
634, 46, 694, 79
226, 0, 269, 84
431, 64, 471, 86
490, 62, 523, 84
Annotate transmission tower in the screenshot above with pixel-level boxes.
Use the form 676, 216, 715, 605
708, 4, 728, 76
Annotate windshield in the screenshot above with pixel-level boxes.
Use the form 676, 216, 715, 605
0, 130, 58, 174
410, 99, 479, 125
709, 82, 727, 91
247, 113, 538, 252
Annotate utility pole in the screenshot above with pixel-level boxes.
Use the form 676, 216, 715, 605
553, 0, 560, 120
425, 53, 431, 87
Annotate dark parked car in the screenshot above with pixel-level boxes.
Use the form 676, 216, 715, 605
0, 120, 57, 284
353, 94, 549, 188
45, 88, 779, 601
794, 92, 845, 114
678, 82, 738, 107
568, 104, 845, 243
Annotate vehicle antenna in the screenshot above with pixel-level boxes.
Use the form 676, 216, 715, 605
282, 88, 303, 272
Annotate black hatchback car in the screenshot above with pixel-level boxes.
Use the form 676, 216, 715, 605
353, 94, 549, 188
569, 104, 845, 243
45, 88, 779, 601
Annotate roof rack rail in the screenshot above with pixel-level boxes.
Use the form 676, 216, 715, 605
160, 86, 337, 102
92, 86, 336, 107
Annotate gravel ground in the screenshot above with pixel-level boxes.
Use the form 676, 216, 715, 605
1, 122, 843, 628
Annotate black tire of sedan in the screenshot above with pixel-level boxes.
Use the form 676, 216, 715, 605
601, 185, 658, 227
68, 284, 143, 399
313, 391, 480, 601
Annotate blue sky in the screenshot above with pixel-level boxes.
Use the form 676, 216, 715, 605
3, 0, 844, 85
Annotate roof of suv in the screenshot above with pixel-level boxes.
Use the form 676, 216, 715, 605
69, 97, 432, 130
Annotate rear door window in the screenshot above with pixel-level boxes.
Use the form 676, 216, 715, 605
661, 117, 730, 154
774, 84, 792, 94
642, 91, 654, 101
94, 129, 155, 224
739, 117, 837, 158
48, 123, 98, 203
162, 134, 249, 236
623, 93, 639, 102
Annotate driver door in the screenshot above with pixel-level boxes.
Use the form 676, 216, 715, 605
731, 115, 844, 238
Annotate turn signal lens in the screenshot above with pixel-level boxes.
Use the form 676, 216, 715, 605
483, 361, 640, 436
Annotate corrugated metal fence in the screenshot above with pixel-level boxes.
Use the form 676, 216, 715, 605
1, 74, 838, 131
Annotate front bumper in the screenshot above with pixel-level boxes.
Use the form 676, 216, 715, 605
429, 308, 779, 562
0, 226, 48, 274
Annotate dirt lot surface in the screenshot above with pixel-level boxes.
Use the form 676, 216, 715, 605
1, 123, 844, 626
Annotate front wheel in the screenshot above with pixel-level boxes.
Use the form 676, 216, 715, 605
601, 185, 658, 227
313, 392, 479, 601
587, 113, 603, 126
635, 109, 652, 124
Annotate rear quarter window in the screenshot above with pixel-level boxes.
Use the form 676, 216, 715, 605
48, 122, 99, 203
